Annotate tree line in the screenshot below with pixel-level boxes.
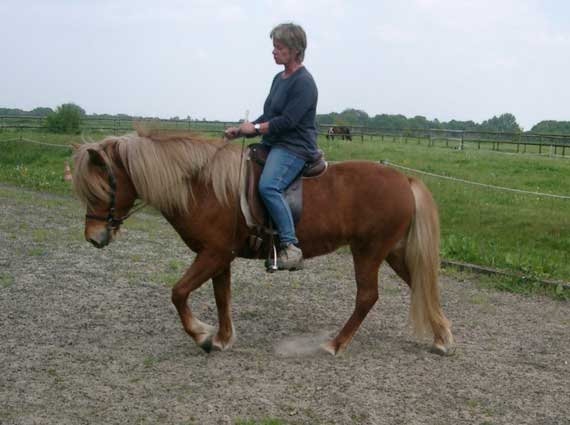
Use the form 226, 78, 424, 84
530, 120, 570, 134
318, 108, 570, 134
2, 105, 569, 135
0, 104, 86, 133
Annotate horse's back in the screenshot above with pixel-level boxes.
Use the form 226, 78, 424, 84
304, 160, 414, 214
298, 161, 415, 256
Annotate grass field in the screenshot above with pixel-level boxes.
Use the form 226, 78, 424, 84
1, 128, 569, 285
320, 135, 570, 284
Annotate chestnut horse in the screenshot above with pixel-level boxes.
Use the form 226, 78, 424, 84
72, 128, 453, 355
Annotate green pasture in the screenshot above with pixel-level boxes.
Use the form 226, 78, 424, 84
1, 129, 569, 285
320, 135, 570, 284
0, 116, 226, 135
0, 127, 222, 193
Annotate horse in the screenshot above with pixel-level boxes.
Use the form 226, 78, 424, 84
326, 126, 352, 141
72, 127, 453, 356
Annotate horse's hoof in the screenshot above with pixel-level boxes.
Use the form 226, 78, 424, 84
430, 344, 455, 357
320, 341, 338, 356
212, 335, 235, 352
199, 336, 213, 353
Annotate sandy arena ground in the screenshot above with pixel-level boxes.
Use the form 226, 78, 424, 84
1, 185, 569, 424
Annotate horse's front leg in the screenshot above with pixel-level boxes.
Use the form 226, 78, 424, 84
171, 251, 230, 352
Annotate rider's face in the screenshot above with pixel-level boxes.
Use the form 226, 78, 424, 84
272, 39, 296, 66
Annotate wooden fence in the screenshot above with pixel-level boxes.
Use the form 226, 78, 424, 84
319, 124, 570, 157
2, 116, 570, 157
0, 115, 235, 135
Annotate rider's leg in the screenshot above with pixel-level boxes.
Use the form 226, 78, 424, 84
258, 146, 306, 268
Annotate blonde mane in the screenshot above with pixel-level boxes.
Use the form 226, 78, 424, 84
72, 127, 244, 214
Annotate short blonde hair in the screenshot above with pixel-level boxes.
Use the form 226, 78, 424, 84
270, 23, 307, 63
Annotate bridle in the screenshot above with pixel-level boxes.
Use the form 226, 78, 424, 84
85, 163, 146, 232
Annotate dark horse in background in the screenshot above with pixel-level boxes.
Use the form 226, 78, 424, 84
326, 126, 352, 141
72, 127, 453, 356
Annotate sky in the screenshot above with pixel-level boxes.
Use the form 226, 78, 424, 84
1, 0, 569, 130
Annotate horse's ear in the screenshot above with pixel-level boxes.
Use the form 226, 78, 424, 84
71, 143, 81, 152
87, 148, 106, 168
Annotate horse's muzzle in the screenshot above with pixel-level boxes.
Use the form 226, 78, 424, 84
87, 229, 111, 249
88, 238, 108, 249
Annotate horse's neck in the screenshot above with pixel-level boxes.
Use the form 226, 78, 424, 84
160, 177, 237, 252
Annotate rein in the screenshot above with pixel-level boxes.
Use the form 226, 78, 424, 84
230, 136, 247, 256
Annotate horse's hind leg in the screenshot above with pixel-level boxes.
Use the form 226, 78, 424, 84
387, 242, 453, 355
386, 241, 411, 288
322, 246, 385, 355
211, 266, 236, 351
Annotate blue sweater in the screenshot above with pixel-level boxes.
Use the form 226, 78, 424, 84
253, 67, 319, 162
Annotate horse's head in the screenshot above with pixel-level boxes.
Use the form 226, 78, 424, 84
72, 141, 137, 249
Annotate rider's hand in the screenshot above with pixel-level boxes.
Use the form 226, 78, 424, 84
224, 127, 241, 140
239, 121, 255, 136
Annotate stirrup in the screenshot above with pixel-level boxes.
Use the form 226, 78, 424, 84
266, 243, 278, 273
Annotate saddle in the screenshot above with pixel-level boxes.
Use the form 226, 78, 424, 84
243, 143, 327, 252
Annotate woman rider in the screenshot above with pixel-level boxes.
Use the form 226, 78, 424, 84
225, 22, 319, 271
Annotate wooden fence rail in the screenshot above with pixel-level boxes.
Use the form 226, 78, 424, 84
2, 116, 569, 157
319, 124, 570, 157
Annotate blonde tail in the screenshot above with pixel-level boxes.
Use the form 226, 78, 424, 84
405, 178, 453, 351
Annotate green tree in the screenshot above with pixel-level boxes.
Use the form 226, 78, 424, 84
45, 103, 85, 133
531, 120, 570, 134
0, 108, 26, 116
30, 107, 54, 116
480, 113, 521, 132
409, 115, 431, 129
317, 109, 523, 132
339, 108, 369, 126
446, 119, 478, 131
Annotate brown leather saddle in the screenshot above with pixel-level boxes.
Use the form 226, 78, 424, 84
245, 143, 327, 238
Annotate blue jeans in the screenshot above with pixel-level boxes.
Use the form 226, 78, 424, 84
258, 146, 306, 247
